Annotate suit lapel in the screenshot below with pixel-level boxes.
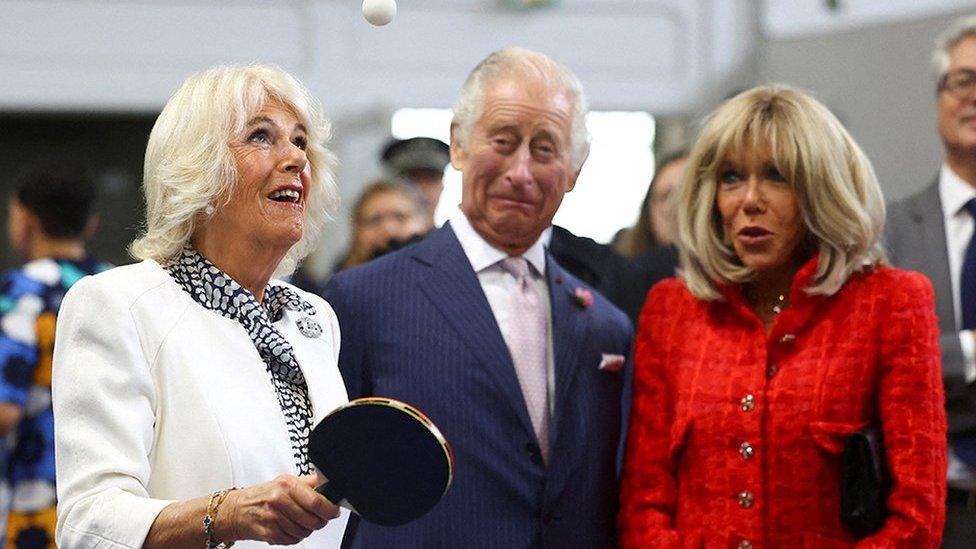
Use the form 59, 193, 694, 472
912, 181, 956, 331
412, 224, 536, 437
546, 254, 591, 454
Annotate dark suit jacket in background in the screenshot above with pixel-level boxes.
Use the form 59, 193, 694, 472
325, 223, 633, 548
886, 180, 976, 438
548, 225, 645, 325
633, 244, 679, 306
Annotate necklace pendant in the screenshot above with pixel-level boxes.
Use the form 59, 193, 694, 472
772, 293, 786, 315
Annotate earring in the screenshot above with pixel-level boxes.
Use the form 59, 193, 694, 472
205, 205, 215, 217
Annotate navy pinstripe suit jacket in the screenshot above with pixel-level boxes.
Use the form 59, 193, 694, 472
324, 223, 632, 548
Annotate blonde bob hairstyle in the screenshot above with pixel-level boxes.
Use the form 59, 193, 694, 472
130, 64, 338, 276
676, 85, 886, 301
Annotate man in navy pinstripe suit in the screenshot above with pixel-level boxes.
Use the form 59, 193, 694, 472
325, 47, 632, 548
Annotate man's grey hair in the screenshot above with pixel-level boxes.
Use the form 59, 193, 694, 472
933, 15, 976, 82
451, 46, 590, 171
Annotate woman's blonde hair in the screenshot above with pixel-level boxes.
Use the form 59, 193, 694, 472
676, 84, 886, 300
130, 64, 338, 276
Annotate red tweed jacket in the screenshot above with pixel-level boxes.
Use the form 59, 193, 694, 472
619, 259, 947, 548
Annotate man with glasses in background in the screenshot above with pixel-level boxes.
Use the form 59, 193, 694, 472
886, 15, 976, 547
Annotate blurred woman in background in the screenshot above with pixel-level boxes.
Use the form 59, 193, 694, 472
612, 148, 688, 259
336, 179, 428, 271
619, 85, 946, 547
53, 65, 348, 548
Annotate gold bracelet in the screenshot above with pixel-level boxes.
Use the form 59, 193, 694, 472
203, 487, 237, 549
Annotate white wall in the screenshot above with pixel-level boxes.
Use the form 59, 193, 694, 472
0, 0, 758, 272
4, 0, 970, 271
763, 0, 974, 40
0, 0, 758, 113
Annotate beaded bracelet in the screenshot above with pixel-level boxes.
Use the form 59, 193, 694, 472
204, 487, 237, 549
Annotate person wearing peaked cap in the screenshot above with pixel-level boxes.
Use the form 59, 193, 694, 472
380, 136, 450, 226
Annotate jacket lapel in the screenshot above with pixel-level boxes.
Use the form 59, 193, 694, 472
912, 180, 956, 331
412, 224, 536, 437
546, 254, 591, 454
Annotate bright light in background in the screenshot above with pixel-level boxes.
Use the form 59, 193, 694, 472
556, 111, 654, 242
391, 109, 454, 143
391, 108, 655, 244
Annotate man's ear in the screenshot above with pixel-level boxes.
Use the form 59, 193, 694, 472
564, 147, 590, 193
7, 199, 37, 258
449, 122, 466, 171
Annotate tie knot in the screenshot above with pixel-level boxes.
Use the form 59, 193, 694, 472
501, 257, 532, 280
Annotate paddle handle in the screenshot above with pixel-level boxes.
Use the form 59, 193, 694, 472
315, 480, 344, 504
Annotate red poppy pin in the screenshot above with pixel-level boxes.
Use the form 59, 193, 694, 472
573, 287, 594, 309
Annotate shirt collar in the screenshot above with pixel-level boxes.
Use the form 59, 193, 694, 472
939, 163, 976, 217
541, 226, 554, 247
450, 210, 547, 276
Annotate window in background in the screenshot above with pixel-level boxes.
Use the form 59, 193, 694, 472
391, 108, 655, 243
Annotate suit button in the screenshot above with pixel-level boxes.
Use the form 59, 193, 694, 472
737, 490, 754, 508
525, 442, 543, 466
739, 442, 754, 460
780, 333, 796, 344
738, 540, 753, 549
740, 394, 755, 412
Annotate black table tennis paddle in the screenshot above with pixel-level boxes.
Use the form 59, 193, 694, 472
309, 397, 454, 527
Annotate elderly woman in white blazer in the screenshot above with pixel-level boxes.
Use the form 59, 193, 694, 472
52, 65, 349, 548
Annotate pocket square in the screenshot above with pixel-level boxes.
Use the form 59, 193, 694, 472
598, 353, 625, 372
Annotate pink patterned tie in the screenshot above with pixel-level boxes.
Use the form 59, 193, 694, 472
500, 257, 550, 462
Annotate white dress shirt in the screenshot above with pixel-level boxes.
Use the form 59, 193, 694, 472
450, 212, 556, 414
939, 164, 976, 383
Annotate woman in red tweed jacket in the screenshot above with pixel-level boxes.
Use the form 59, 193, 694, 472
618, 85, 947, 548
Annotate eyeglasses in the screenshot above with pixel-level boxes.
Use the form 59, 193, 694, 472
939, 69, 976, 100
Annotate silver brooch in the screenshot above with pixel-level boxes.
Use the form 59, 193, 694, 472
297, 316, 322, 338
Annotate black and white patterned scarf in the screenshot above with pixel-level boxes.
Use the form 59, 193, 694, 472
167, 247, 315, 474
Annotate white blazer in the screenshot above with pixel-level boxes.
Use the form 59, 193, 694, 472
52, 260, 350, 548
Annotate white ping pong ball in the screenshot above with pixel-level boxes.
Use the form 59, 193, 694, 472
362, 0, 396, 26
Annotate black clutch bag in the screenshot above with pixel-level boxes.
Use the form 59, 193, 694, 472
840, 426, 889, 537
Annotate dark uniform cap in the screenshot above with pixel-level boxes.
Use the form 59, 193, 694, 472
380, 137, 451, 176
